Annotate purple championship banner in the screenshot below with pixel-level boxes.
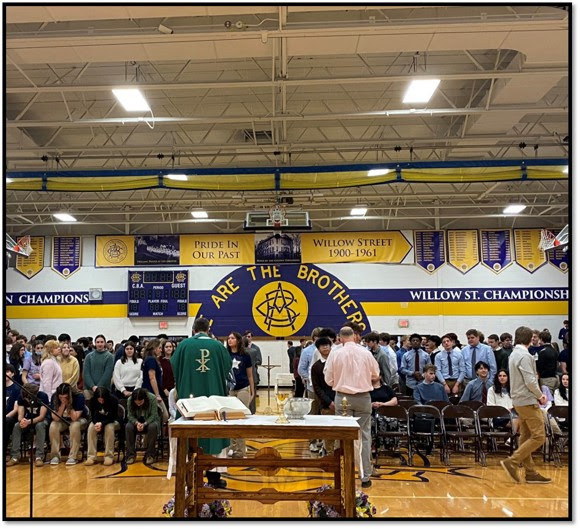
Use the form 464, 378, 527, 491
547, 247, 568, 272
480, 229, 513, 274
414, 230, 446, 274
51, 236, 82, 279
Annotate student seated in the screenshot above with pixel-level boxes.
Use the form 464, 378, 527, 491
48, 383, 89, 466
413, 364, 449, 405
85, 387, 120, 466
125, 388, 160, 465
554, 374, 569, 406
486, 369, 519, 438
6, 383, 49, 467
460, 361, 493, 403
5, 365, 20, 451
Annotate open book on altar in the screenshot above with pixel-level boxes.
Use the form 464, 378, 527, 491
176, 396, 251, 420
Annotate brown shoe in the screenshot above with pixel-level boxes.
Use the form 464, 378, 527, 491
525, 472, 552, 484
6, 458, 18, 467
145, 456, 155, 465
500, 459, 520, 483
35, 458, 44, 467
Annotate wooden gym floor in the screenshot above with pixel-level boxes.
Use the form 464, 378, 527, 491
4, 390, 569, 519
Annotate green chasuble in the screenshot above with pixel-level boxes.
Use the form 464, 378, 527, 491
171, 333, 233, 455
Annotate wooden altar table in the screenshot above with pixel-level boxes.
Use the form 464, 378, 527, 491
170, 415, 360, 518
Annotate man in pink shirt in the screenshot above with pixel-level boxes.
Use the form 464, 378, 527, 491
324, 326, 380, 488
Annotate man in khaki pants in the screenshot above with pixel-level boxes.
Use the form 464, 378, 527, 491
501, 326, 551, 484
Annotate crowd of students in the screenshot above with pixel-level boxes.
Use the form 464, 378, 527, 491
4, 318, 569, 482
4, 321, 264, 469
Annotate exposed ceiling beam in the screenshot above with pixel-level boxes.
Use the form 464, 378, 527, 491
5, 69, 568, 94
6, 105, 568, 129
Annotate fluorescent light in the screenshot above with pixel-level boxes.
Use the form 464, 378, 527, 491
503, 205, 526, 214
563, 166, 568, 174
112, 89, 151, 112
367, 169, 391, 177
350, 207, 367, 217
53, 213, 77, 222
191, 211, 208, 219
167, 174, 188, 181
403, 79, 441, 104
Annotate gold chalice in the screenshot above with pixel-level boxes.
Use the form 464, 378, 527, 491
275, 391, 290, 424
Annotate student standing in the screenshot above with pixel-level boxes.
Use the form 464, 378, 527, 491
501, 326, 551, 484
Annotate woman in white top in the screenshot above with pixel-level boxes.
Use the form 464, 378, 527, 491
554, 373, 569, 406
112, 341, 143, 400
39, 339, 63, 398
486, 369, 519, 433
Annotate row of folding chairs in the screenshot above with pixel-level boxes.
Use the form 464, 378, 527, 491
373, 403, 518, 467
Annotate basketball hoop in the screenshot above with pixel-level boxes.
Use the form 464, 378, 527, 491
269, 205, 286, 229
6, 234, 33, 257
538, 225, 568, 252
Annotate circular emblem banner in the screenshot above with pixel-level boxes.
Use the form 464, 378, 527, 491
195, 264, 370, 337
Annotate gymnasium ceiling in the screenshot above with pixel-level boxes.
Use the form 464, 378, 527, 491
4, 5, 569, 236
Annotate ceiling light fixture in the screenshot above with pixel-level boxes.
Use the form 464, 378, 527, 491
403, 79, 441, 104
53, 213, 77, 222
158, 23, 173, 34
167, 174, 188, 181
367, 168, 392, 177
191, 211, 209, 219
350, 207, 368, 217
112, 88, 151, 112
503, 205, 526, 215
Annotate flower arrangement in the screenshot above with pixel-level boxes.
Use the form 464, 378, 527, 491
162, 485, 232, 518
307, 485, 376, 518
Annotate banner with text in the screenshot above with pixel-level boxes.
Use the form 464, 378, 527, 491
480, 229, 513, 274
135, 235, 180, 265
193, 264, 370, 337
96, 236, 135, 267
414, 231, 446, 274
547, 247, 568, 273
51, 236, 82, 278
15, 236, 45, 279
514, 229, 546, 273
301, 231, 411, 264
447, 230, 480, 274
180, 234, 255, 266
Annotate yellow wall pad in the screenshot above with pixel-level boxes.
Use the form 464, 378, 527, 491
361, 301, 568, 316
6, 304, 129, 319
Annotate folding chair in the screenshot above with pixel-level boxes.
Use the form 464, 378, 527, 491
426, 400, 450, 412
547, 406, 569, 466
441, 405, 480, 465
476, 405, 516, 466
408, 405, 444, 463
373, 405, 410, 467
461, 400, 484, 412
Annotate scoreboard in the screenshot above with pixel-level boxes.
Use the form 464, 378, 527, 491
128, 270, 188, 317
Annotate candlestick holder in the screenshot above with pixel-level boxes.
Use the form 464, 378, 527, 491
340, 396, 351, 416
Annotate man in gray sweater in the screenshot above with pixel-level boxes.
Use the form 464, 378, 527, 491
501, 326, 551, 484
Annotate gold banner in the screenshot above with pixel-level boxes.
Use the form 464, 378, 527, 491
447, 230, 480, 274
15, 236, 45, 279
301, 231, 411, 263
96, 236, 135, 267
514, 229, 546, 273
180, 234, 255, 266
